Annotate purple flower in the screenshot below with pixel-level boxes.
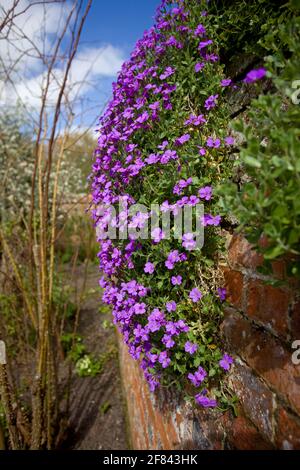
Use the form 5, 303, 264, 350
189, 288, 202, 303
195, 394, 217, 408
166, 300, 177, 312
188, 366, 207, 386
158, 140, 169, 150
147, 352, 158, 364
133, 324, 149, 342
162, 334, 175, 349
185, 114, 206, 126
149, 101, 160, 110
198, 39, 213, 50
144, 262, 155, 274
224, 136, 235, 146
173, 177, 193, 195
243, 67, 266, 83
145, 153, 160, 164
217, 287, 226, 301
165, 321, 178, 335
205, 53, 219, 63
147, 308, 165, 332
136, 111, 149, 124
204, 94, 219, 111
198, 147, 206, 156
160, 66, 175, 80
188, 373, 199, 387
220, 78, 232, 87
171, 275, 182, 286
194, 24, 206, 36
195, 62, 205, 73
176, 319, 189, 333
151, 227, 165, 243
165, 260, 174, 270
161, 200, 171, 213
175, 134, 190, 146
133, 302, 146, 314
182, 233, 196, 251
158, 351, 171, 368
201, 214, 221, 226
219, 353, 233, 371
165, 250, 179, 269
160, 149, 178, 163
198, 186, 212, 201
188, 195, 199, 206
206, 137, 221, 148
185, 341, 198, 355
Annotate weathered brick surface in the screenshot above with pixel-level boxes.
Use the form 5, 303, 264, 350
276, 407, 300, 450
226, 407, 274, 450
118, 235, 300, 450
246, 280, 290, 336
229, 361, 276, 441
223, 268, 244, 309
228, 234, 263, 270
291, 298, 300, 341
222, 309, 300, 415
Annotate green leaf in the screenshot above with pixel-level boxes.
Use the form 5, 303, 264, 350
243, 155, 262, 168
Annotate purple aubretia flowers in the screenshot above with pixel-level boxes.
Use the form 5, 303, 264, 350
217, 287, 226, 301
144, 262, 155, 274
198, 186, 212, 201
166, 300, 177, 312
204, 94, 218, 110
195, 394, 217, 408
219, 353, 233, 371
92, 0, 235, 403
195, 62, 205, 73
185, 341, 198, 354
188, 367, 207, 387
189, 288, 202, 302
171, 275, 182, 286
175, 133, 190, 145
243, 67, 266, 83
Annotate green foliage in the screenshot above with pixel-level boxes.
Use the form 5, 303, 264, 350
56, 214, 98, 264
61, 333, 117, 378
99, 400, 111, 415
219, 12, 300, 276
75, 345, 117, 378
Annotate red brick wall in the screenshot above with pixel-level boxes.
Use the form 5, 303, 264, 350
118, 234, 300, 450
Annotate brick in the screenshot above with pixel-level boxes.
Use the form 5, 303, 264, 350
276, 407, 300, 450
193, 408, 225, 450
246, 279, 290, 337
290, 298, 300, 341
164, 415, 180, 449
229, 361, 276, 442
226, 408, 273, 450
222, 310, 300, 415
221, 307, 253, 350
271, 260, 287, 281
228, 234, 263, 269
223, 268, 244, 309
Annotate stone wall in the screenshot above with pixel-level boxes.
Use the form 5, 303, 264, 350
118, 234, 300, 450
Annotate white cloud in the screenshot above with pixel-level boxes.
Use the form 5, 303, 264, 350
6, 44, 123, 108
0, 1, 125, 113
0, 0, 70, 74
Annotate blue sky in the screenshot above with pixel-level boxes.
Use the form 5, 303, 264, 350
1, 0, 160, 132
78, 0, 160, 129
82, 0, 159, 53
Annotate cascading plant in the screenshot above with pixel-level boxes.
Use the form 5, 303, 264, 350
90, 0, 270, 409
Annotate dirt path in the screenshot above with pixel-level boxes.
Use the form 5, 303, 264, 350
63, 264, 128, 450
